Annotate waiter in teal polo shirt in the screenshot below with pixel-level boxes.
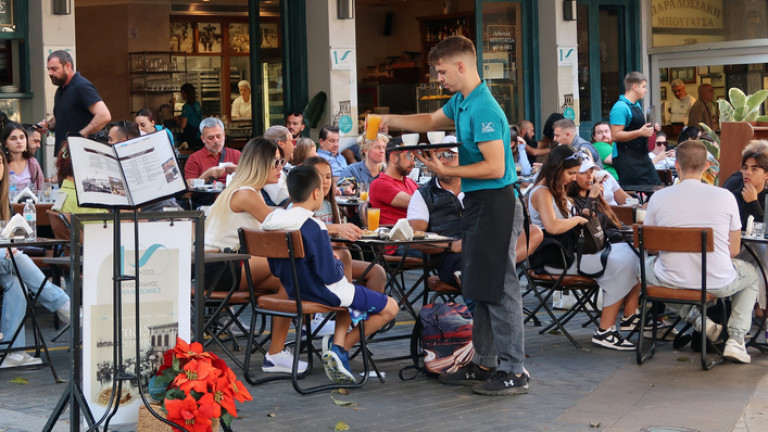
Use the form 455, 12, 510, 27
379, 36, 528, 397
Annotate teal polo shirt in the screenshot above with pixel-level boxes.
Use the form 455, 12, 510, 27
441, 81, 515, 193
609, 95, 639, 128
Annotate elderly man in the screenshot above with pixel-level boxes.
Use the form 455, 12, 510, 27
644, 140, 758, 364
285, 112, 305, 139
688, 83, 716, 130
41, 50, 112, 156
184, 117, 241, 185
317, 125, 347, 179
552, 118, 602, 168
369, 140, 419, 226
668, 78, 696, 127
263, 125, 294, 206
230, 80, 252, 120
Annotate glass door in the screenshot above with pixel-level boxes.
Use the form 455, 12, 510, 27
477, 1, 524, 124
577, 1, 640, 138
262, 61, 283, 127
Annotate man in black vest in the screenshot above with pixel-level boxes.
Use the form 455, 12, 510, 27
406, 147, 463, 290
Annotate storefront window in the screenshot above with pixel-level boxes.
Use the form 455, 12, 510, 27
652, 0, 768, 48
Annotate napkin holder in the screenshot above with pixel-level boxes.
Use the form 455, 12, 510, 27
389, 218, 414, 241
1, 213, 33, 240
14, 187, 38, 204
746, 215, 755, 236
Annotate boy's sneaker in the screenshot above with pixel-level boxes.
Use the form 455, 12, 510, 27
57, 302, 71, 326
438, 363, 494, 386
723, 339, 751, 364
705, 321, 724, 343
301, 314, 336, 339
642, 319, 679, 340
0, 352, 43, 368
261, 349, 308, 373
322, 345, 355, 384
592, 326, 635, 351
472, 370, 529, 396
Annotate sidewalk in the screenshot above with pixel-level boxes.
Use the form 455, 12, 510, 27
1, 300, 766, 431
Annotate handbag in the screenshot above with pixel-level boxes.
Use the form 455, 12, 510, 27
571, 203, 611, 278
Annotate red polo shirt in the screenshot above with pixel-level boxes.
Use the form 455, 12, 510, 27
370, 172, 418, 225
184, 147, 241, 183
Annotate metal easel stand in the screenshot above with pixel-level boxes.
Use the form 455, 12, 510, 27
43, 210, 206, 432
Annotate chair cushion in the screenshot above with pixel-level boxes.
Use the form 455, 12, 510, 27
647, 285, 717, 303
526, 270, 599, 288
427, 275, 461, 294
257, 294, 348, 315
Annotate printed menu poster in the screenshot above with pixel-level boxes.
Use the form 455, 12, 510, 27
82, 221, 191, 424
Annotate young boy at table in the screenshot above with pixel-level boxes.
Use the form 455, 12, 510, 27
261, 165, 398, 383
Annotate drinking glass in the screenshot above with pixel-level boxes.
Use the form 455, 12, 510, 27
359, 182, 369, 201
366, 115, 382, 141
367, 208, 380, 231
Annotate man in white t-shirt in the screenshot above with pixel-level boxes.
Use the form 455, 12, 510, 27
644, 140, 758, 363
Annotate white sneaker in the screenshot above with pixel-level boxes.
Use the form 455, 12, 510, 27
57, 301, 71, 326
310, 314, 335, 337
723, 339, 751, 364
261, 349, 308, 373
0, 352, 43, 368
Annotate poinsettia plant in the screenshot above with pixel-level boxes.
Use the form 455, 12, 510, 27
148, 337, 252, 432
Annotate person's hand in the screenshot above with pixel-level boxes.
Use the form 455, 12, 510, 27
666, 149, 676, 158
532, 162, 542, 174
450, 239, 462, 253
653, 123, 661, 132
333, 251, 340, 260
575, 216, 589, 225
517, 136, 526, 146
414, 150, 446, 176
639, 123, 655, 137
334, 223, 362, 241
588, 178, 604, 198
743, 182, 759, 203
223, 163, 237, 174
203, 166, 226, 181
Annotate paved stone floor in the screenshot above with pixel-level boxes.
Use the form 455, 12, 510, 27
1, 274, 767, 432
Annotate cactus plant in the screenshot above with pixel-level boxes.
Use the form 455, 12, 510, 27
718, 88, 768, 124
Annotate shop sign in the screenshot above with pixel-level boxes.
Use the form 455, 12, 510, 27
558, 46, 577, 66
338, 115, 353, 134
0, 0, 13, 28
651, 0, 723, 30
331, 48, 355, 70
488, 25, 515, 53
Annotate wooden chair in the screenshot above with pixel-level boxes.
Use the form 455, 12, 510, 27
609, 205, 635, 226
634, 225, 723, 370
523, 240, 601, 349
238, 228, 374, 394
657, 169, 674, 186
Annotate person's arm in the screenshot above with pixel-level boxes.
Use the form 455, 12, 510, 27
79, 101, 111, 137
529, 186, 587, 234
613, 187, 631, 205
381, 109, 454, 133
611, 123, 654, 142
650, 151, 667, 164
416, 139, 505, 180
325, 223, 362, 241
390, 191, 413, 209
229, 187, 273, 223
729, 229, 741, 257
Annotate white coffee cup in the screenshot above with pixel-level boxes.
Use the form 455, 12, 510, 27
191, 179, 205, 188
427, 131, 446, 144
401, 133, 419, 146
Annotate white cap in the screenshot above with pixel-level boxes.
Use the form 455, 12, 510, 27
578, 153, 599, 173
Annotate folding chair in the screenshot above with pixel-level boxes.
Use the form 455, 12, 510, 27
523, 240, 601, 349
635, 225, 724, 370
609, 205, 636, 226
426, 275, 462, 303
238, 228, 374, 394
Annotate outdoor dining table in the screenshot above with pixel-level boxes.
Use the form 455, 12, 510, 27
739, 234, 768, 353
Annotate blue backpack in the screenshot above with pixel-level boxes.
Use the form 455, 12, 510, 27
400, 302, 475, 379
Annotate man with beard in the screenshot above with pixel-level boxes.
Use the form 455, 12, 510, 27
285, 112, 305, 139
41, 50, 111, 156
518, 120, 550, 162
369, 140, 418, 225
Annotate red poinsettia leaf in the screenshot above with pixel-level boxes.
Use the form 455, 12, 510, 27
231, 380, 252, 402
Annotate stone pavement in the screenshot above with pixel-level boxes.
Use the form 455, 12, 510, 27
1, 285, 767, 432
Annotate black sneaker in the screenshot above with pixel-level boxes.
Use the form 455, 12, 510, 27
438, 363, 494, 386
592, 326, 635, 351
472, 370, 529, 396
619, 313, 641, 331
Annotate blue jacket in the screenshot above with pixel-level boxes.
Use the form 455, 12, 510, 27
261, 207, 356, 307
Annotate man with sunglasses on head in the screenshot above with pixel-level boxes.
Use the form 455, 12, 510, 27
369, 139, 419, 226
184, 117, 241, 186
285, 112, 305, 139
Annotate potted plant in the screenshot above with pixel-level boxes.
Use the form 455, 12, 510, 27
717, 88, 768, 123
697, 123, 721, 185
140, 337, 252, 432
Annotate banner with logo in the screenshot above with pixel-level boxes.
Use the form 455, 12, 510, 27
82, 221, 192, 424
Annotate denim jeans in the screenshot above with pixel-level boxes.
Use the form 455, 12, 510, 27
0, 252, 69, 348
644, 256, 758, 345
471, 198, 525, 374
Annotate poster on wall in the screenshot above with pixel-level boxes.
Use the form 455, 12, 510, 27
82, 221, 192, 425
169, 22, 195, 53
198, 23, 222, 53
0, 0, 13, 28
261, 23, 279, 48
229, 23, 250, 53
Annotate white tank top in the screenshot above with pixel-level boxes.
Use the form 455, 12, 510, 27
528, 185, 571, 229
204, 186, 262, 251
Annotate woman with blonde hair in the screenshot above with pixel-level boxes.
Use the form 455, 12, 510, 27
205, 137, 302, 373
340, 134, 388, 189
292, 137, 317, 166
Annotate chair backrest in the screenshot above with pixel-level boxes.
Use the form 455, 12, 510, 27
657, 169, 674, 186
633, 225, 714, 253
238, 228, 305, 259
46, 209, 72, 241
610, 205, 635, 226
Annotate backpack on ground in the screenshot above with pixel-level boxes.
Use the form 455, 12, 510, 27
399, 302, 475, 380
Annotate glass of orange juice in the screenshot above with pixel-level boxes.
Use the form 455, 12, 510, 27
366, 114, 382, 141
367, 208, 380, 231
359, 182, 369, 201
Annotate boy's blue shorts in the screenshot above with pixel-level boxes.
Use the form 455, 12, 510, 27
349, 285, 388, 314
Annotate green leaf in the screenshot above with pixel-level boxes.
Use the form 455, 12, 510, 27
718, 100, 733, 123
729, 87, 747, 108
221, 412, 234, 427
335, 421, 351, 431
734, 106, 746, 121
746, 89, 768, 113
8, 377, 29, 384
744, 110, 759, 122
172, 357, 180, 370
330, 395, 358, 407
756, 115, 768, 122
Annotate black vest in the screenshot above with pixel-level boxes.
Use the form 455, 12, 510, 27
419, 177, 463, 237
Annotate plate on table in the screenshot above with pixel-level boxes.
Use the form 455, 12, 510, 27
413, 231, 426, 239
362, 229, 380, 238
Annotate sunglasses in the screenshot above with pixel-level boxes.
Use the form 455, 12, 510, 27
273, 158, 286, 169
566, 151, 591, 162
437, 152, 456, 161
656, 141, 668, 146
395, 152, 415, 161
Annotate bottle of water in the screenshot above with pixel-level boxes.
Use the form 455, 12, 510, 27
23, 199, 36, 240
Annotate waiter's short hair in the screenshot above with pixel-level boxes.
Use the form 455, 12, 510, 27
624, 71, 647, 90
428, 35, 476, 65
